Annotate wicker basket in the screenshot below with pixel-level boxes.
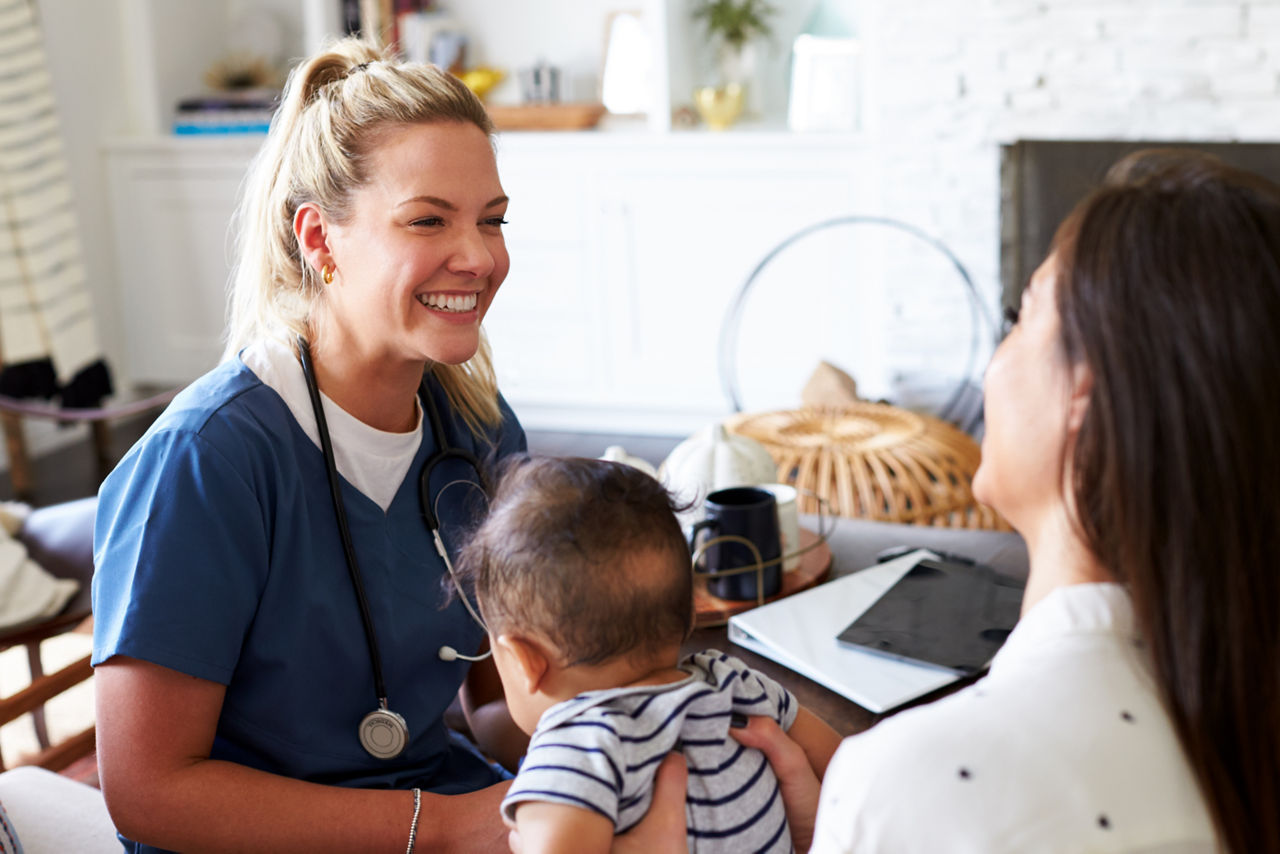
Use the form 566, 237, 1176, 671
725, 404, 1009, 530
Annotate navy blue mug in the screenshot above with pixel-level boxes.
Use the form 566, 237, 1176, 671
688, 486, 782, 601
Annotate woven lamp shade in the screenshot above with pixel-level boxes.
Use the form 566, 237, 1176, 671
725, 404, 1009, 531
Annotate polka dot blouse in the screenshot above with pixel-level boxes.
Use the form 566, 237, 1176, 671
809, 583, 1218, 853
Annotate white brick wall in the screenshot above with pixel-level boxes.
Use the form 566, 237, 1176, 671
860, 0, 1279, 401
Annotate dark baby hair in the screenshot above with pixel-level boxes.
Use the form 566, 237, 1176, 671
456, 455, 694, 666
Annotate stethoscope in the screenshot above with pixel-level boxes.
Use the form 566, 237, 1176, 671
297, 337, 491, 760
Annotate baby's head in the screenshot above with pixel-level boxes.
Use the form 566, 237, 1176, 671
457, 455, 694, 731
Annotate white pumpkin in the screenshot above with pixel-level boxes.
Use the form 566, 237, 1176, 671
658, 423, 778, 522
599, 445, 659, 479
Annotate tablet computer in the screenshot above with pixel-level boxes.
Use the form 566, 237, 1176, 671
835, 557, 1026, 675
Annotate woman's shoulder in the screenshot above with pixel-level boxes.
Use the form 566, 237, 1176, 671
118, 357, 304, 482
149, 357, 293, 438
827, 683, 1013, 793
815, 673, 1215, 853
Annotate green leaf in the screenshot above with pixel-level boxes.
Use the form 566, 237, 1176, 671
691, 0, 778, 48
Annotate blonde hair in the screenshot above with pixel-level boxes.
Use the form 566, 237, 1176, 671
224, 37, 502, 434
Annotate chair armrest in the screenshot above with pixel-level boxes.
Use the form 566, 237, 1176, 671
16, 497, 97, 587
13, 498, 97, 627
0, 497, 97, 647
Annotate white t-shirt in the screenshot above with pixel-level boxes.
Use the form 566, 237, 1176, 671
811, 583, 1217, 854
240, 339, 422, 512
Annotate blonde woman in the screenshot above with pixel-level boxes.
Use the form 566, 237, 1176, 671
92, 38, 544, 853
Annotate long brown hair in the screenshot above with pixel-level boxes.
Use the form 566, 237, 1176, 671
1054, 149, 1280, 853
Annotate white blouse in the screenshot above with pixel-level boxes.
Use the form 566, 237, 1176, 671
810, 583, 1217, 854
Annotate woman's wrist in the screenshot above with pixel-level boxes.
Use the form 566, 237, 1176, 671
402, 781, 512, 854
405, 788, 422, 853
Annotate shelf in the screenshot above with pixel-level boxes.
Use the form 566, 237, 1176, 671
104, 125, 872, 159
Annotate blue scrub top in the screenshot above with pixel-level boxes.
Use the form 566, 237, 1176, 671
92, 356, 526, 830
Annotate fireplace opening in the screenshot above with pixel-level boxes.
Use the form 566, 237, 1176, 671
999, 140, 1280, 314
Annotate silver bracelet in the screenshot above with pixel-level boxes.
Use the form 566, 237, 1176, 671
406, 787, 421, 854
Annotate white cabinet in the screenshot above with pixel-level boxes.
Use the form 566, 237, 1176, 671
104, 138, 259, 384
97, 1, 896, 434
487, 132, 878, 433
104, 131, 878, 433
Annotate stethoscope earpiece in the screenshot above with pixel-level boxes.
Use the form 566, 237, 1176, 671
438, 645, 492, 663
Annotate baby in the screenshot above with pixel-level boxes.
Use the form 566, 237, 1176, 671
455, 455, 840, 853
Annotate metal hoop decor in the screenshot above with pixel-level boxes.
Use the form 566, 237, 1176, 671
718, 215, 998, 427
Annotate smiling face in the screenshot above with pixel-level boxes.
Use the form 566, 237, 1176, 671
972, 253, 1081, 534
315, 120, 509, 369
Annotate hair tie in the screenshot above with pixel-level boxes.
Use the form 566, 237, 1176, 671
348, 61, 372, 77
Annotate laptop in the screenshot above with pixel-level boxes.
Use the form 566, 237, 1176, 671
727, 550, 976, 713
835, 556, 1025, 675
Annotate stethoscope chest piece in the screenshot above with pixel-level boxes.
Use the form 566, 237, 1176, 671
297, 335, 487, 761
359, 706, 410, 760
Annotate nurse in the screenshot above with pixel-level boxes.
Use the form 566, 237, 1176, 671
92, 38, 530, 853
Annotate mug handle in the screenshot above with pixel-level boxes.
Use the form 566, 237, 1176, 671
688, 518, 719, 566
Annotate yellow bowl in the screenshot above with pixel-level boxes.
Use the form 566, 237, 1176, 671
693, 84, 744, 131
459, 67, 505, 101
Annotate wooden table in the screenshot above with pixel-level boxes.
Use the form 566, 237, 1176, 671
681, 514, 1028, 737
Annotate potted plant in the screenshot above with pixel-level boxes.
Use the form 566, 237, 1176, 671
690, 0, 776, 128
692, 0, 776, 85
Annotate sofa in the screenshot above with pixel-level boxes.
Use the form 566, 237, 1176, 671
0, 765, 117, 853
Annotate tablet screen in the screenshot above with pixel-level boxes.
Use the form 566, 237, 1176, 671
835, 557, 1026, 675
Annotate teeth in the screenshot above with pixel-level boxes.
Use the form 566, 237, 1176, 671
419, 292, 478, 312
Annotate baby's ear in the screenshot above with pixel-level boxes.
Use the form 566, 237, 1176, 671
496, 633, 552, 694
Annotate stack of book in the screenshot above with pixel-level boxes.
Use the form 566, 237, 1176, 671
173, 91, 279, 136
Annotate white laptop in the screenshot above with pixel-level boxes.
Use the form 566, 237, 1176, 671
727, 549, 962, 714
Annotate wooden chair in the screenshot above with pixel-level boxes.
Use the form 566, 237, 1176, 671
0, 497, 97, 771
0, 389, 179, 501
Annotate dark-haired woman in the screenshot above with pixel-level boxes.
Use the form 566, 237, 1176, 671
731, 149, 1280, 853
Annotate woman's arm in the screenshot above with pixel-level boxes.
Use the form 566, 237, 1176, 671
459, 645, 530, 772
96, 656, 511, 854
731, 715, 824, 853
611, 752, 689, 853
786, 706, 843, 779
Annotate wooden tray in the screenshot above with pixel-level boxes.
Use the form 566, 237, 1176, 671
486, 102, 607, 131
693, 527, 832, 628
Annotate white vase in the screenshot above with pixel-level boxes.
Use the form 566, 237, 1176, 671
716, 40, 756, 86
716, 40, 762, 118
658, 423, 778, 526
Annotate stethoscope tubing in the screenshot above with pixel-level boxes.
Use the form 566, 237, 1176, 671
297, 336, 492, 741
298, 337, 392, 705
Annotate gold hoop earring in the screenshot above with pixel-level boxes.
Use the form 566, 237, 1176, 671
321, 264, 334, 285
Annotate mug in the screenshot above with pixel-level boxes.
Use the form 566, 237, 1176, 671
520, 61, 561, 103
760, 483, 801, 572
688, 486, 782, 601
